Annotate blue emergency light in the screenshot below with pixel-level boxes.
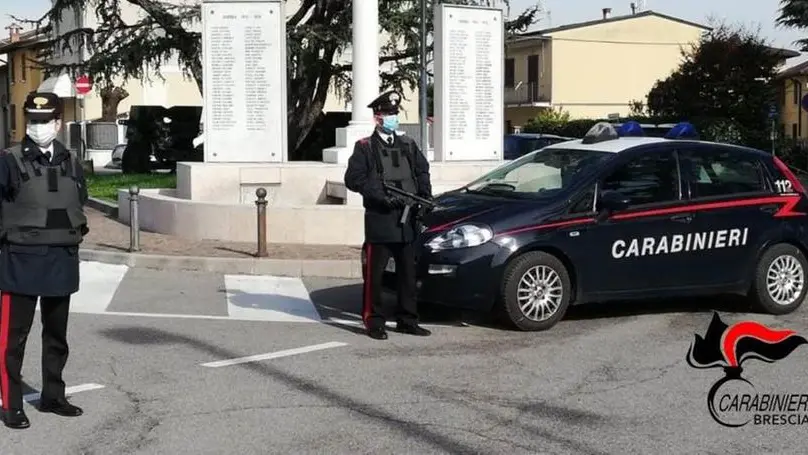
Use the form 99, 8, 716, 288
617, 121, 645, 137
581, 122, 619, 144
664, 122, 699, 140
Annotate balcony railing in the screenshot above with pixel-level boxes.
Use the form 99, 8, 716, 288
504, 82, 550, 105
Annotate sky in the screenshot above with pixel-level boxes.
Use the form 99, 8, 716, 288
2, 0, 807, 64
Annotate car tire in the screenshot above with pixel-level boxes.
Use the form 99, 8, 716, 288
749, 243, 808, 315
499, 251, 572, 331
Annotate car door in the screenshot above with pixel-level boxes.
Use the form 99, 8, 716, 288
676, 144, 777, 287
572, 146, 699, 297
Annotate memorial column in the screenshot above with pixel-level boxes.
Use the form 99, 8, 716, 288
322, 0, 381, 163
349, 0, 379, 127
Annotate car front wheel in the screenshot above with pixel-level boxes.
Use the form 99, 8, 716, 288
499, 251, 572, 331
750, 243, 807, 315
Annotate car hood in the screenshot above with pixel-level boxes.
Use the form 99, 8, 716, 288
421, 190, 522, 231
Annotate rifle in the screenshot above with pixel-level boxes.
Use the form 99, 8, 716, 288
382, 182, 438, 225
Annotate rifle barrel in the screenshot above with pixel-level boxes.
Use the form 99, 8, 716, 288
383, 182, 436, 207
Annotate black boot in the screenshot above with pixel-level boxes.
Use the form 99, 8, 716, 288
396, 322, 431, 336
38, 398, 83, 417
2, 409, 31, 429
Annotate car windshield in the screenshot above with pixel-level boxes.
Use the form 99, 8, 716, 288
463, 147, 613, 198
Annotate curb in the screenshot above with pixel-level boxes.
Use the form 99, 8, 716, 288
79, 248, 362, 279
86, 197, 118, 217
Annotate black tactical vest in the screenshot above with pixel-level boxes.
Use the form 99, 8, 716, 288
0, 145, 86, 246
374, 134, 417, 195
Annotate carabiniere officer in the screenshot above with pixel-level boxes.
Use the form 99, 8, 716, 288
344, 90, 433, 340
0, 92, 89, 430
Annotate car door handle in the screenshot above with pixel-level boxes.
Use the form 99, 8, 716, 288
760, 205, 778, 214
670, 214, 693, 223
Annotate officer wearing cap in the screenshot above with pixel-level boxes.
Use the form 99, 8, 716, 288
344, 90, 433, 340
0, 92, 89, 429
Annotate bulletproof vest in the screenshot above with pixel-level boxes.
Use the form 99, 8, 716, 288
0, 145, 86, 246
374, 135, 417, 195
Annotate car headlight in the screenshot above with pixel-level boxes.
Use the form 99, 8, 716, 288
425, 223, 493, 251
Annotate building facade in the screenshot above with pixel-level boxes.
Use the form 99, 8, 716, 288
0, 26, 49, 145
503, 9, 710, 130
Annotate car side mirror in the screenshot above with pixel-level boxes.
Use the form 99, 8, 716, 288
598, 190, 630, 213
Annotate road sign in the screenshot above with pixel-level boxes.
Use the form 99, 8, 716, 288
769, 104, 778, 119
75, 75, 92, 96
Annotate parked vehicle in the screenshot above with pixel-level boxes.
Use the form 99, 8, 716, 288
504, 133, 575, 160
384, 121, 808, 331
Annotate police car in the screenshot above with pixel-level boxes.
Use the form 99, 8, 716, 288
384, 121, 808, 331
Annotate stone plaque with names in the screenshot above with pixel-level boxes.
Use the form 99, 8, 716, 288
434, 4, 503, 162
201, 0, 287, 162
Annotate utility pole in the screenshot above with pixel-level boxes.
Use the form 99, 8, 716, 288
418, 0, 429, 157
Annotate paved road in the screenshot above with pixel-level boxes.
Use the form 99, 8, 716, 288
1, 263, 807, 454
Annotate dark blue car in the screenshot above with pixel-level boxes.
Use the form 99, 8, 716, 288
503, 133, 574, 160
384, 122, 808, 331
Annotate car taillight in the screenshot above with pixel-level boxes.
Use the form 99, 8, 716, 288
773, 157, 807, 195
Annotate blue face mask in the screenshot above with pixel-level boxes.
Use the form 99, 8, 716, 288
381, 115, 399, 133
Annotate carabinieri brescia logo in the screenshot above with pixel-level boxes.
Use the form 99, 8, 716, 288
686, 312, 808, 427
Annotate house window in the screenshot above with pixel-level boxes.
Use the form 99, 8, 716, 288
7, 55, 13, 84
21, 53, 26, 82
793, 123, 798, 138
9, 105, 16, 131
794, 81, 800, 105
504, 58, 514, 88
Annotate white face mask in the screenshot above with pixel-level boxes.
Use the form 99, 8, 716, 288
27, 120, 58, 148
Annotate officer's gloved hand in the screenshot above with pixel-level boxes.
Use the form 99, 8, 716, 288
384, 196, 406, 209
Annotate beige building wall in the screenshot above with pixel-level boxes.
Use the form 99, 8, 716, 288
547, 14, 705, 118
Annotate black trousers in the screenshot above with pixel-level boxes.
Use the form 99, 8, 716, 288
362, 242, 418, 330
0, 292, 70, 411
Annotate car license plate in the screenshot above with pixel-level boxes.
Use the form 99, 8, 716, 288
385, 258, 395, 272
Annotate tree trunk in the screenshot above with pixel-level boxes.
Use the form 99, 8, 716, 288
99, 85, 130, 121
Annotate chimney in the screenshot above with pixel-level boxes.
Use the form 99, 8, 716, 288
630, 3, 637, 14
602, 8, 612, 19
6, 24, 22, 43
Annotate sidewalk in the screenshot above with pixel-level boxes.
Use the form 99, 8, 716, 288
80, 207, 362, 278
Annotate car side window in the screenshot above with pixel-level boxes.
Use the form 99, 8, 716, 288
681, 147, 767, 198
569, 184, 596, 213
600, 151, 680, 207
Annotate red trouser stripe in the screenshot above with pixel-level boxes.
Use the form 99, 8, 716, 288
363, 244, 373, 328
0, 292, 10, 410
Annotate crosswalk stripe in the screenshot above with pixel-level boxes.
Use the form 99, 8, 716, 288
71, 261, 129, 314
224, 274, 321, 322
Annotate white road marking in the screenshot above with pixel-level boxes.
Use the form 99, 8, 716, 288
0, 383, 105, 406
71, 261, 129, 314
224, 275, 321, 322
200, 341, 348, 368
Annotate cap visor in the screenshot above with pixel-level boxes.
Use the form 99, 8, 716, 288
26, 112, 57, 121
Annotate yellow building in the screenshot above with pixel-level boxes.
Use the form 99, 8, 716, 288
0, 26, 49, 144
504, 9, 711, 131
777, 62, 808, 140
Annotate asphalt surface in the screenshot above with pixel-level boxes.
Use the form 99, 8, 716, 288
1, 268, 807, 454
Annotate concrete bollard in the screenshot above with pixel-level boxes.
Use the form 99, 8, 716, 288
255, 187, 268, 257
129, 185, 140, 252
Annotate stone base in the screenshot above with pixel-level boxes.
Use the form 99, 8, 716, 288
120, 160, 504, 244
323, 124, 436, 164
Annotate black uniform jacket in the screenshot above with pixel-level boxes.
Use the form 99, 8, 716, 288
344, 133, 432, 243
0, 137, 89, 297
